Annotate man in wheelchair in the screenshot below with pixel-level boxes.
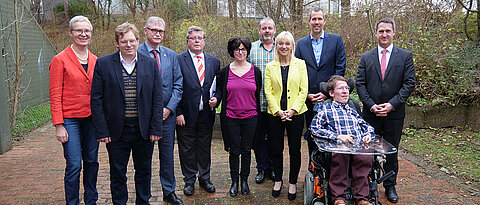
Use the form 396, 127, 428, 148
309, 75, 375, 205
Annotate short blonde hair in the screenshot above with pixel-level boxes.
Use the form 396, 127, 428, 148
115, 22, 139, 42
274, 31, 295, 61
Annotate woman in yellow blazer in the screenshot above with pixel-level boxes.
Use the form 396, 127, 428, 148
264, 31, 308, 201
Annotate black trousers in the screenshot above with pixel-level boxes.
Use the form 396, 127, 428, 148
176, 111, 213, 185
268, 114, 304, 184
226, 116, 257, 180
253, 112, 274, 172
106, 118, 154, 205
364, 116, 404, 188
305, 102, 318, 162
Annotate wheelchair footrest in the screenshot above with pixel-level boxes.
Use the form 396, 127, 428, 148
377, 171, 395, 184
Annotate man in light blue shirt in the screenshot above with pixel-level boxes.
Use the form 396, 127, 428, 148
295, 7, 346, 164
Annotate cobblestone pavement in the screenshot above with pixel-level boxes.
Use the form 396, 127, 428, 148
1, 123, 479, 204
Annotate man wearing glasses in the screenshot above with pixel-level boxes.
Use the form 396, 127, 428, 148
176, 26, 220, 197
91, 22, 163, 204
138, 16, 184, 205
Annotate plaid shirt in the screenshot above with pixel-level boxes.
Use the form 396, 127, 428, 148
248, 40, 275, 112
309, 101, 375, 144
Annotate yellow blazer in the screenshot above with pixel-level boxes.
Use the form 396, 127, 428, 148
265, 57, 308, 116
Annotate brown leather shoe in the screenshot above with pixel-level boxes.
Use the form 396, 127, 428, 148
334, 199, 347, 205
358, 200, 372, 205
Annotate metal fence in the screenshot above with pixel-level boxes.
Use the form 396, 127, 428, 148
0, 0, 56, 154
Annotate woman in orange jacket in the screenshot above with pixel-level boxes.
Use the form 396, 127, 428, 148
49, 16, 99, 205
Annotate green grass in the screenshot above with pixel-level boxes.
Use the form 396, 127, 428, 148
402, 127, 480, 186
11, 104, 51, 138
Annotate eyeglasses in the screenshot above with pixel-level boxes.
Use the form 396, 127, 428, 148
118, 40, 138, 46
71, 29, 92, 35
187, 36, 205, 41
147, 27, 165, 34
234, 48, 247, 53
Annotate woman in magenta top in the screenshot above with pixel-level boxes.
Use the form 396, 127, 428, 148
215, 37, 262, 197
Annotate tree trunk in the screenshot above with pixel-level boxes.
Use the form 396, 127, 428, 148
64, 0, 69, 20
11, 0, 22, 131
275, 0, 282, 20
107, 0, 111, 29
477, 0, 479, 43
228, 0, 233, 18
289, 0, 303, 34
341, 0, 350, 16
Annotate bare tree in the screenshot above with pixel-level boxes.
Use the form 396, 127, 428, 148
123, 0, 138, 18
341, 0, 350, 16
456, 0, 479, 43
64, 0, 68, 20
228, 0, 238, 18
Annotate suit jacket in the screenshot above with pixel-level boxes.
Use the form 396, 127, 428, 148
294, 33, 346, 94
356, 45, 416, 119
91, 51, 164, 141
264, 57, 309, 116
216, 64, 262, 151
49, 45, 98, 125
138, 42, 183, 112
176, 51, 220, 128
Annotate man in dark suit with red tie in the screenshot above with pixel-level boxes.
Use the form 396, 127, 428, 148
176, 26, 220, 197
356, 17, 416, 203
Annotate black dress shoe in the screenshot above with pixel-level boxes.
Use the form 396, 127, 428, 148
269, 170, 276, 180
241, 178, 250, 195
272, 181, 282, 197
199, 179, 216, 193
229, 179, 239, 197
183, 183, 194, 196
385, 186, 398, 203
163, 192, 184, 204
255, 170, 265, 184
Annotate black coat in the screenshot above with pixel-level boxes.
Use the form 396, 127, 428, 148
91, 52, 164, 141
215, 64, 262, 151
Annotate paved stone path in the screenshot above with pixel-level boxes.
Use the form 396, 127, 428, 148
1, 123, 479, 204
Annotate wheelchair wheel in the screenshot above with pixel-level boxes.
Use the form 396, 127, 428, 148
304, 172, 315, 205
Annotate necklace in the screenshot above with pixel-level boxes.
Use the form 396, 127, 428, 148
71, 44, 88, 61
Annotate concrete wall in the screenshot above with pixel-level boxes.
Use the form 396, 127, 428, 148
405, 105, 480, 131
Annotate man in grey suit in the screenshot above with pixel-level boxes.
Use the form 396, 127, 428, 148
138, 16, 184, 205
356, 17, 416, 203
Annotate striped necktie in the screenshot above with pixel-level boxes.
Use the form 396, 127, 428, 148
197, 55, 204, 86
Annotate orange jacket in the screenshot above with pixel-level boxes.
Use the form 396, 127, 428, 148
49, 45, 98, 125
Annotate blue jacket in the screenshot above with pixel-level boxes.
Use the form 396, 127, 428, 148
138, 42, 183, 113
295, 33, 346, 94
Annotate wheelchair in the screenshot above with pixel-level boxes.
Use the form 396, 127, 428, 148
304, 144, 395, 205
303, 79, 395, 205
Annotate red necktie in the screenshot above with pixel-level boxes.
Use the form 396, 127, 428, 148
380, 49, 387, 80
197, 55, 204, 86
151, 50, 161, 72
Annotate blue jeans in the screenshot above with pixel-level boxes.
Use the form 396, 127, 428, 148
62, 117, 99, 205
